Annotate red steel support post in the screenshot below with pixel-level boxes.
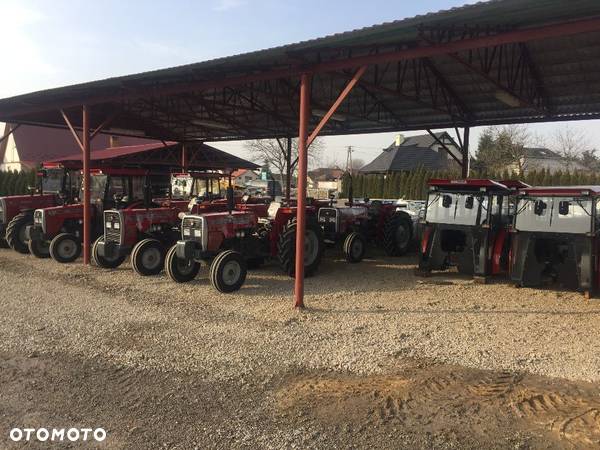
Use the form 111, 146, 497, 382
462, 126, 470, 178
294, 73, 311, 308
82, 105, 91, 265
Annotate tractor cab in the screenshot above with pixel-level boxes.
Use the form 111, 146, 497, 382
418, 179, 526, 281
510, 186, 600, 297
171, 171, 224, 202
27, 168, 169, 263
1, 162, 80, 252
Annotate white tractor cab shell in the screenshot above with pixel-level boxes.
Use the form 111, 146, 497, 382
418, 179, 528, 281
510, 186, 600, 297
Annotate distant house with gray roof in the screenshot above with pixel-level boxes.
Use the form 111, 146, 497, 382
516, 147, 587, 174
359, 132, 462, 174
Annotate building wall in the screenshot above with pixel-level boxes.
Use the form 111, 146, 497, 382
0, 133, 24, 171
522, 157, 588, 174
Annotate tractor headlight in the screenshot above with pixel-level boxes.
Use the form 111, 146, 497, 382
183, 228, 191, 236
105, 221, 112, 229
113, 222, 120, 229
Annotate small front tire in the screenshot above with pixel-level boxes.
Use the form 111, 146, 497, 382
49, 233, 81, 263
131, 238, 165, 276
165, 245, 201, 283
92, 236, 126, 268
28, 237, 50, 258
209, 250, 247, 293
343, 232, 366, 263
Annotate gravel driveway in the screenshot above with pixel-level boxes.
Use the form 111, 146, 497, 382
0, 248, 599, 449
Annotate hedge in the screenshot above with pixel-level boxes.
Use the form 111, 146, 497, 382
341, 168, 600, 200
0, 170, 38, 196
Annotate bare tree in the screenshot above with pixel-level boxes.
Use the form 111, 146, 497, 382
476, 125, 531, 174
245, 137, 324, 199
350, 158, 365, 172
552, 125, 589, 170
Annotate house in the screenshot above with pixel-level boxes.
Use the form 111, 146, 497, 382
359, 132, 462, 174
231, 168, 260, 187
517, 147, 588, 174
307, 166, 345, 191
0, 123, 154, 171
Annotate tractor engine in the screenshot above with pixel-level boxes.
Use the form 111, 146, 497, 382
317, 206, 368, 243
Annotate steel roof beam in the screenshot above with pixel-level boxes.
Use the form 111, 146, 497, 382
3, 16, 600, 118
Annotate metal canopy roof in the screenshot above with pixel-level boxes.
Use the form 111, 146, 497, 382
1, 0, 600, 141
47, 142, 260, 171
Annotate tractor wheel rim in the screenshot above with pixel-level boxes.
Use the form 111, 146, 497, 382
59, 240, 77, 259
395, 224, 409, 247
222, 260, 241, 285
304, 231, 318, 265
177, 259, 195, 275
351, 239, 364, 258
141, 247, 161, 269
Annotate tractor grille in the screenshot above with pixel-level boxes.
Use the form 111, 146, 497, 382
318, 208, 338, 233
181, 216, 204, 243
104, 211, 122, 244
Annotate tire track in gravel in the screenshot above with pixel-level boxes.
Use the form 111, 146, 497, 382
276, 362, 600, 449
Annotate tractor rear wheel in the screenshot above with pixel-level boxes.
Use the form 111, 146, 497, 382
49, 233, 81, 263
6, 213, 32, 254
165, 245, 200, 283
343, 232, 366, 263
131, 238, 165, 276
277, 217, 324, 277
28, 237, 50, 258
0, 238, 9, 249
209, 250, 247, 293
92, 236, 126, 268
383, 212, 413, 256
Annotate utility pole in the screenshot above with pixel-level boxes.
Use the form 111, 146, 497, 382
346, 145, 354, 175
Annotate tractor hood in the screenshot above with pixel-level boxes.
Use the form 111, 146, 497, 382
0, 193, 58, 224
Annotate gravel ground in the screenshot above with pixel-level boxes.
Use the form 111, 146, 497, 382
1, 247, 600, 448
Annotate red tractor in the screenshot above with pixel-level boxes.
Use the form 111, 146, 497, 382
164, 193, 325, 293
93, 172, 270, 275
417, 179, 527, 282
26, 168, 169, 263
317, 197, 417, 263
1, 163, 80, 253
510, 186, 600, 298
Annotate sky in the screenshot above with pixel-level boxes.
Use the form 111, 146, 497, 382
2, 0, 599, 168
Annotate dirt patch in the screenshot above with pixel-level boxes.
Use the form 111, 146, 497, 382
276, 361, 600, 449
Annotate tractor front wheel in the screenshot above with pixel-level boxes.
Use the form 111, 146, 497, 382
278, 217, 324, 277
165, 245, 200, 283
6, 213, 32, 254
343, 232, 366, 263
209, 250, 247, 293
49, 233, 81, 263
92, 236, 126, 268
131, 238, 165, 276
383, 213, 413, 256
28, 237, 50, 258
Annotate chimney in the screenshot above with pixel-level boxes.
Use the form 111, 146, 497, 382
395, 134, 404, 146
109, 136, 120, 148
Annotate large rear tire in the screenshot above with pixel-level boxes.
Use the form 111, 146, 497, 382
383, 212, 413, 256
6, 213, 32, 254
343, 232, 366, 263
0, 238, 9, 249
49, 233, 81, 263
92, 236, 126, 269
277, 217, 324, 277
209, 250, 247, 293
131, 238, 165, 276
28, 237, 50, 258
165, 245, 201, 283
